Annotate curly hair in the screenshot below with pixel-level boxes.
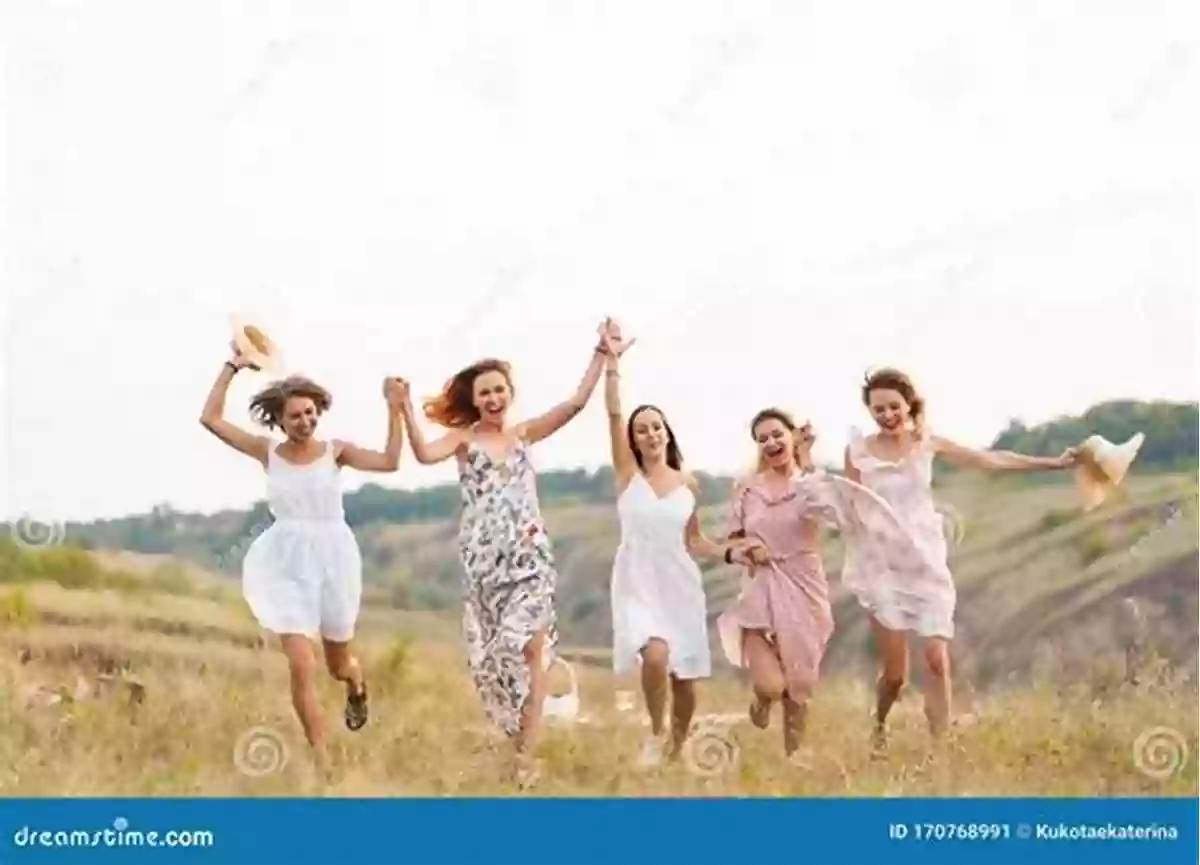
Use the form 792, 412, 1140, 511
248, 375, 332, 430
423, 358, 514, 429
862, 367, 925, 434
750, 406, 814, 473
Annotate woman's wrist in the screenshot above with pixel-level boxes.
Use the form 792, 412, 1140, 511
224, 361, 240, 375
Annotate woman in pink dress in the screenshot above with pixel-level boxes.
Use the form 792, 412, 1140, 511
716, 407, 918, 760
843, 367, 1078, 747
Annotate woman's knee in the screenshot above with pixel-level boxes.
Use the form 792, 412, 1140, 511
641, 639, 670, 673
923, 641, 950, 679
522, 629, 547, 665
753, 674, 786, 704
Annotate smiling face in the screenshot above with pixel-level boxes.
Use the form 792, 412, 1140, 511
753, 416, 795, 470
868, 387, 910, 433
472, 369, 512, 424
630, 407, 669, 460
281, 396, 319, 441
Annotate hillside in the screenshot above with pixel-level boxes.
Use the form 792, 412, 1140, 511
0, 545, 1195, 796
7, 399, 1198, 690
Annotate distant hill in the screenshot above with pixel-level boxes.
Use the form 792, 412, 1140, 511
990, 400, 1198, 470
6, 399, 1196, 687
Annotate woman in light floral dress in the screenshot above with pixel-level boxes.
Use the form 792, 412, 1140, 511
844, 367, 1078, 748
396, 319, 624, 785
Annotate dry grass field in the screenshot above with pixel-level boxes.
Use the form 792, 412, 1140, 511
1, 553, 1195, 798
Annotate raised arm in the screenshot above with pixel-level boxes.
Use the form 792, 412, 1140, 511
397, 382, 465, 465
604, 351, 638, 491
932, 435, 1077, 472
515, 346, 608, 446
199, 349, 270, 465
335, 378, 406, 473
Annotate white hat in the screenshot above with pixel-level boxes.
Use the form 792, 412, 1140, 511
1073, 432, 1145, 511
230, 315, 284, 374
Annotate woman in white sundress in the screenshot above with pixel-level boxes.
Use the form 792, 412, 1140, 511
602, 324, 747, 766
200, 340, 406, 774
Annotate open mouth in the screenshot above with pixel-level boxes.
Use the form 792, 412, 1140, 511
764, 444, 786, 458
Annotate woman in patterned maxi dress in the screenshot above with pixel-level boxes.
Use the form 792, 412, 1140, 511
397, 321, 616, 784
845, 368, 1078, 746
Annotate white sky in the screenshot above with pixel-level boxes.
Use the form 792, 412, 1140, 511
2, 0, 1197, 523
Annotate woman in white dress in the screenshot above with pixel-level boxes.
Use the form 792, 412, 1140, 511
602, 324, 744, 766
199, 341, 405, 772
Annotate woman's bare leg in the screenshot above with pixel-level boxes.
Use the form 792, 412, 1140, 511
639, 639, 671, 737
872, 618, 908, 746
514, 628, 549, 763
668, 675, 697, 758
782, 685, 812, 757
920, 637, 951, 737
322, 638, 367, 729
280, 635, 327, 768
743, 630, 786, 728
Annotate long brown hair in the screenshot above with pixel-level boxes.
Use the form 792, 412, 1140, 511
423, 358, 514, 429
248, 376, 332, 430
862, 367, 926, 436
627, 404, 684, 471
750, 407, 814, 473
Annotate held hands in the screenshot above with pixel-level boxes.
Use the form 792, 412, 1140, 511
383, 377, 409, 411
596, 317, 636, 359
729, 538, 770, 567
1056, 446, 1080, 469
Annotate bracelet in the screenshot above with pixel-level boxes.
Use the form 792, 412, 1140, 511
724, 546, 735, 565
224, 361, 239, 374
605, 369, 619, 377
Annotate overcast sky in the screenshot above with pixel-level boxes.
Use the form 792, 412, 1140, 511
2, 0, 1196, 523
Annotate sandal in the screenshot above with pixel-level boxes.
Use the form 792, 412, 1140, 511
344, 680, 369, 731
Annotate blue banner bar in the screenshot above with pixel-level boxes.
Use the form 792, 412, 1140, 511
3, 798, 1196, 864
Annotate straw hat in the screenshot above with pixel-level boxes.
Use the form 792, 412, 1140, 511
1073, 432, 1145, 511
230, 315, 284, 374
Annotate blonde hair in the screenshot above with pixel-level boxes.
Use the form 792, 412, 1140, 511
749, 407, 815, 474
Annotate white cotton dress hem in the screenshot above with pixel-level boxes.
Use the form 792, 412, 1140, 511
610, 475, 712, 681
241, 443, 363, 643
